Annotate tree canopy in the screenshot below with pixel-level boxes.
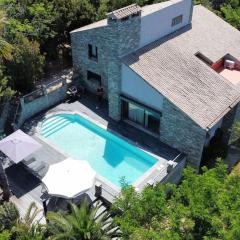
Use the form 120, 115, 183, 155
112, 161, 240, 240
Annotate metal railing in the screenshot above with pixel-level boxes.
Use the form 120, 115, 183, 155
23, 88, 44, 103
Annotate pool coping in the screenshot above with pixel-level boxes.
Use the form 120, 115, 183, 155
35, 110, 172, 195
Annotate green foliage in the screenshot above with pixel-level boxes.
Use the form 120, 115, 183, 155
112, 161, 240, 240
11, 202, 46, 240
0, 202, 46, 240
47, 202, 118, 240
0, 65, 15, 102
229, 121, 240, 146
0, 10, 13, 60
0, 202, 19, 231
0, 230, 12, 240
221, 5, 240, 29
5, 34, 45, 93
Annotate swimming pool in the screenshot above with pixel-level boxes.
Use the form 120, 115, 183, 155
40, 113, 157, 187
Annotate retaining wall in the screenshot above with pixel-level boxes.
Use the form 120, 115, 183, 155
17, 79, 67, 128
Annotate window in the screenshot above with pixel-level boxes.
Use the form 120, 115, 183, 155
87, 71, 101, 85
121, 98, 161, 134
171, 15, 183, 27
88, 44, 98, 60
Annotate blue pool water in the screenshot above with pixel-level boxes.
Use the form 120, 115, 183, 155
41, 114, 157, 187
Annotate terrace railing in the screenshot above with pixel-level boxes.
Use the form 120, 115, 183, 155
15, 78, 68, 129
23, 88, 45, 104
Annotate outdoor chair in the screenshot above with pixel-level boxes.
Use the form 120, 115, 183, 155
67, 86, 79, 99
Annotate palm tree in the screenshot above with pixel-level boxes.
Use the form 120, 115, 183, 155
0, 202, 19, 231
47, 201, 120, 240
7, 202, 46, 240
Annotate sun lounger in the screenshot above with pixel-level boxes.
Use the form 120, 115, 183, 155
23, 159, 49, 179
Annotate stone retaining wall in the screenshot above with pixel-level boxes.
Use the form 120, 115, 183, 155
0, 102, 10, 133
163, 155, 187, 184
17, 79, 67, 128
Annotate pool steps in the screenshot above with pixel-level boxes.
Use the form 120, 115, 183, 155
42, 117, 70, 132
42, 116, 72, 137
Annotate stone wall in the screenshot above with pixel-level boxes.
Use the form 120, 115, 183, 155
160, 99, 207, 170
71, 27, 109, 95
162, 155, 186, 184
71, 15, 141, 120
17, 80, 67, 128
107, 16, 141, 120
0, 102, 10, 134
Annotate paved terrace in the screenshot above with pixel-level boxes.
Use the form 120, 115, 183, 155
5, 92, 185, 219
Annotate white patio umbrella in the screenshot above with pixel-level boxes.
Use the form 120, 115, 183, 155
42, 158, 96, 199
0, 129, 41, 163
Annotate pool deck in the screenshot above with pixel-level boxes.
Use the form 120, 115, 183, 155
5, 93, 185, 220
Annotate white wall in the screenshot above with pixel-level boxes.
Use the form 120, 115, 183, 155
121, 64, 163, 111
140, 0, 192, 48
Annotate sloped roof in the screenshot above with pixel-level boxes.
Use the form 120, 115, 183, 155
122, 5, 240, 130
70, 19, 108, 33
107, 4, 141, 20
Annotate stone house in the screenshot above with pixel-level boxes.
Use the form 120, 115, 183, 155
70, 0, 240, 170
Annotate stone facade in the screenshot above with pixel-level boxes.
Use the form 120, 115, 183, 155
106, 17, 141, 120
0, 102, 10, 134
160, 99, 207, 170
17, 80, 67, 128
71, 27, 109, 94
71, 15, 141, 120
70, 3, 239, 171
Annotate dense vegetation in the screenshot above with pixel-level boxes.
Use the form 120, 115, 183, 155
113, 161, 240, 239
0, 0, 240, 98
1, 161, 240, 239
0, 200, 119, 240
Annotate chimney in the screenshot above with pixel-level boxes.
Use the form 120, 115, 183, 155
107, 4, 141, 24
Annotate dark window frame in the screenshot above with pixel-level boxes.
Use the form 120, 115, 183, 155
171, 15, 183, 27
88, 44, 98, 61
87, 70, 101, 85
121, 96, 161, 134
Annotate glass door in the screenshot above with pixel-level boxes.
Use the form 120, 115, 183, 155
145, 110, 160, 133
128, 102, 145, 125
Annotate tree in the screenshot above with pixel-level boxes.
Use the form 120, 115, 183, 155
112, 161, 240, 239
5, 34, 45, 93
0, 10, 13, 61
10, 202, 46, 240
47, 202, 119, 240
0, 201, 46, 240
221, 5, 240, 30
0, 202, 19, 231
